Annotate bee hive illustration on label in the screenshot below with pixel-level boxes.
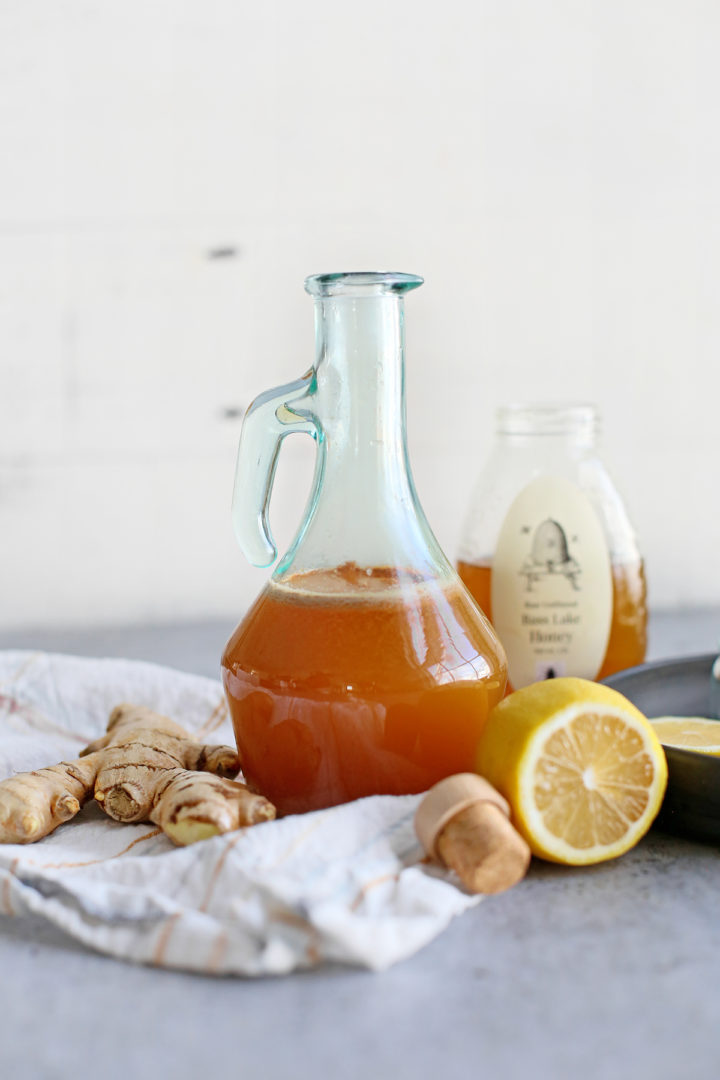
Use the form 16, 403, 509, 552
521, 518, 581, 591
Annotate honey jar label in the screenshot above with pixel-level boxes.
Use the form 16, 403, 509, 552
491, 476, 613, 687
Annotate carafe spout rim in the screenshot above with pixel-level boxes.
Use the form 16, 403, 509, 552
305, 271, 424, 298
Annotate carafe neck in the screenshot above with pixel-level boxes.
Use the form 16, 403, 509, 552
274, 272, 451, 581
314, 293, 408, 470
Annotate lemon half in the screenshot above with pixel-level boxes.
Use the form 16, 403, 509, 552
476, 678, 668, 865
650, 716, 720, 755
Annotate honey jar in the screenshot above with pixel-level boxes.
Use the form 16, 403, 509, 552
457, 404, 647, 689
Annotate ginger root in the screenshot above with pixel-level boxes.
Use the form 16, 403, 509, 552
84, 704, 242, 823
150, 770, 275, 846
0, 756, 100, 844
0, 704, 275, 847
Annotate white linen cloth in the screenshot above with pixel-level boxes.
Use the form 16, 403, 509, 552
0, 651, 480, 976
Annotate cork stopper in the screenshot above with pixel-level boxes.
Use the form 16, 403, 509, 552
415, 773, 531, 896
415, 774, 510, 857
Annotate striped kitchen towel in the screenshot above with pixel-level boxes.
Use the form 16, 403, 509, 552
0, 651, 480, 976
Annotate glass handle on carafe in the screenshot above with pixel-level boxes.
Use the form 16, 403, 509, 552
231, 370, 317, 567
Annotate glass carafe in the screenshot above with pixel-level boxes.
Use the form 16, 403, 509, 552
222, 272, 507, 815
457, 404, 647, 690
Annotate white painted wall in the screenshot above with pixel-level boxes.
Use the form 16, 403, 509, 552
1, 0, 719, 629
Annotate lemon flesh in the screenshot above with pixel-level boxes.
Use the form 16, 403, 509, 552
476, 678, 668, 865
650, 716, 720, 755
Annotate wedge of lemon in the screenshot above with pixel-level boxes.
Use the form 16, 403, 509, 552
476, 678, 668, 865
649, 716, 720, 755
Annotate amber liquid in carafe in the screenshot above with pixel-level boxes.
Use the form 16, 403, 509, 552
456, 558, 647, 684
222, 564, 507, 815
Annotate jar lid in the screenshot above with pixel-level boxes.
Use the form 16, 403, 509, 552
496, 403, 599, 439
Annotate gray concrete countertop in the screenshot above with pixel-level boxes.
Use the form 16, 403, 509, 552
0, 610, 718, 1080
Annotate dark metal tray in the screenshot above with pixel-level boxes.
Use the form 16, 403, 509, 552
604, 654, 720, 842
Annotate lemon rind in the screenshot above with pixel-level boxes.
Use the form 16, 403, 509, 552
516, 701, 668, 865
